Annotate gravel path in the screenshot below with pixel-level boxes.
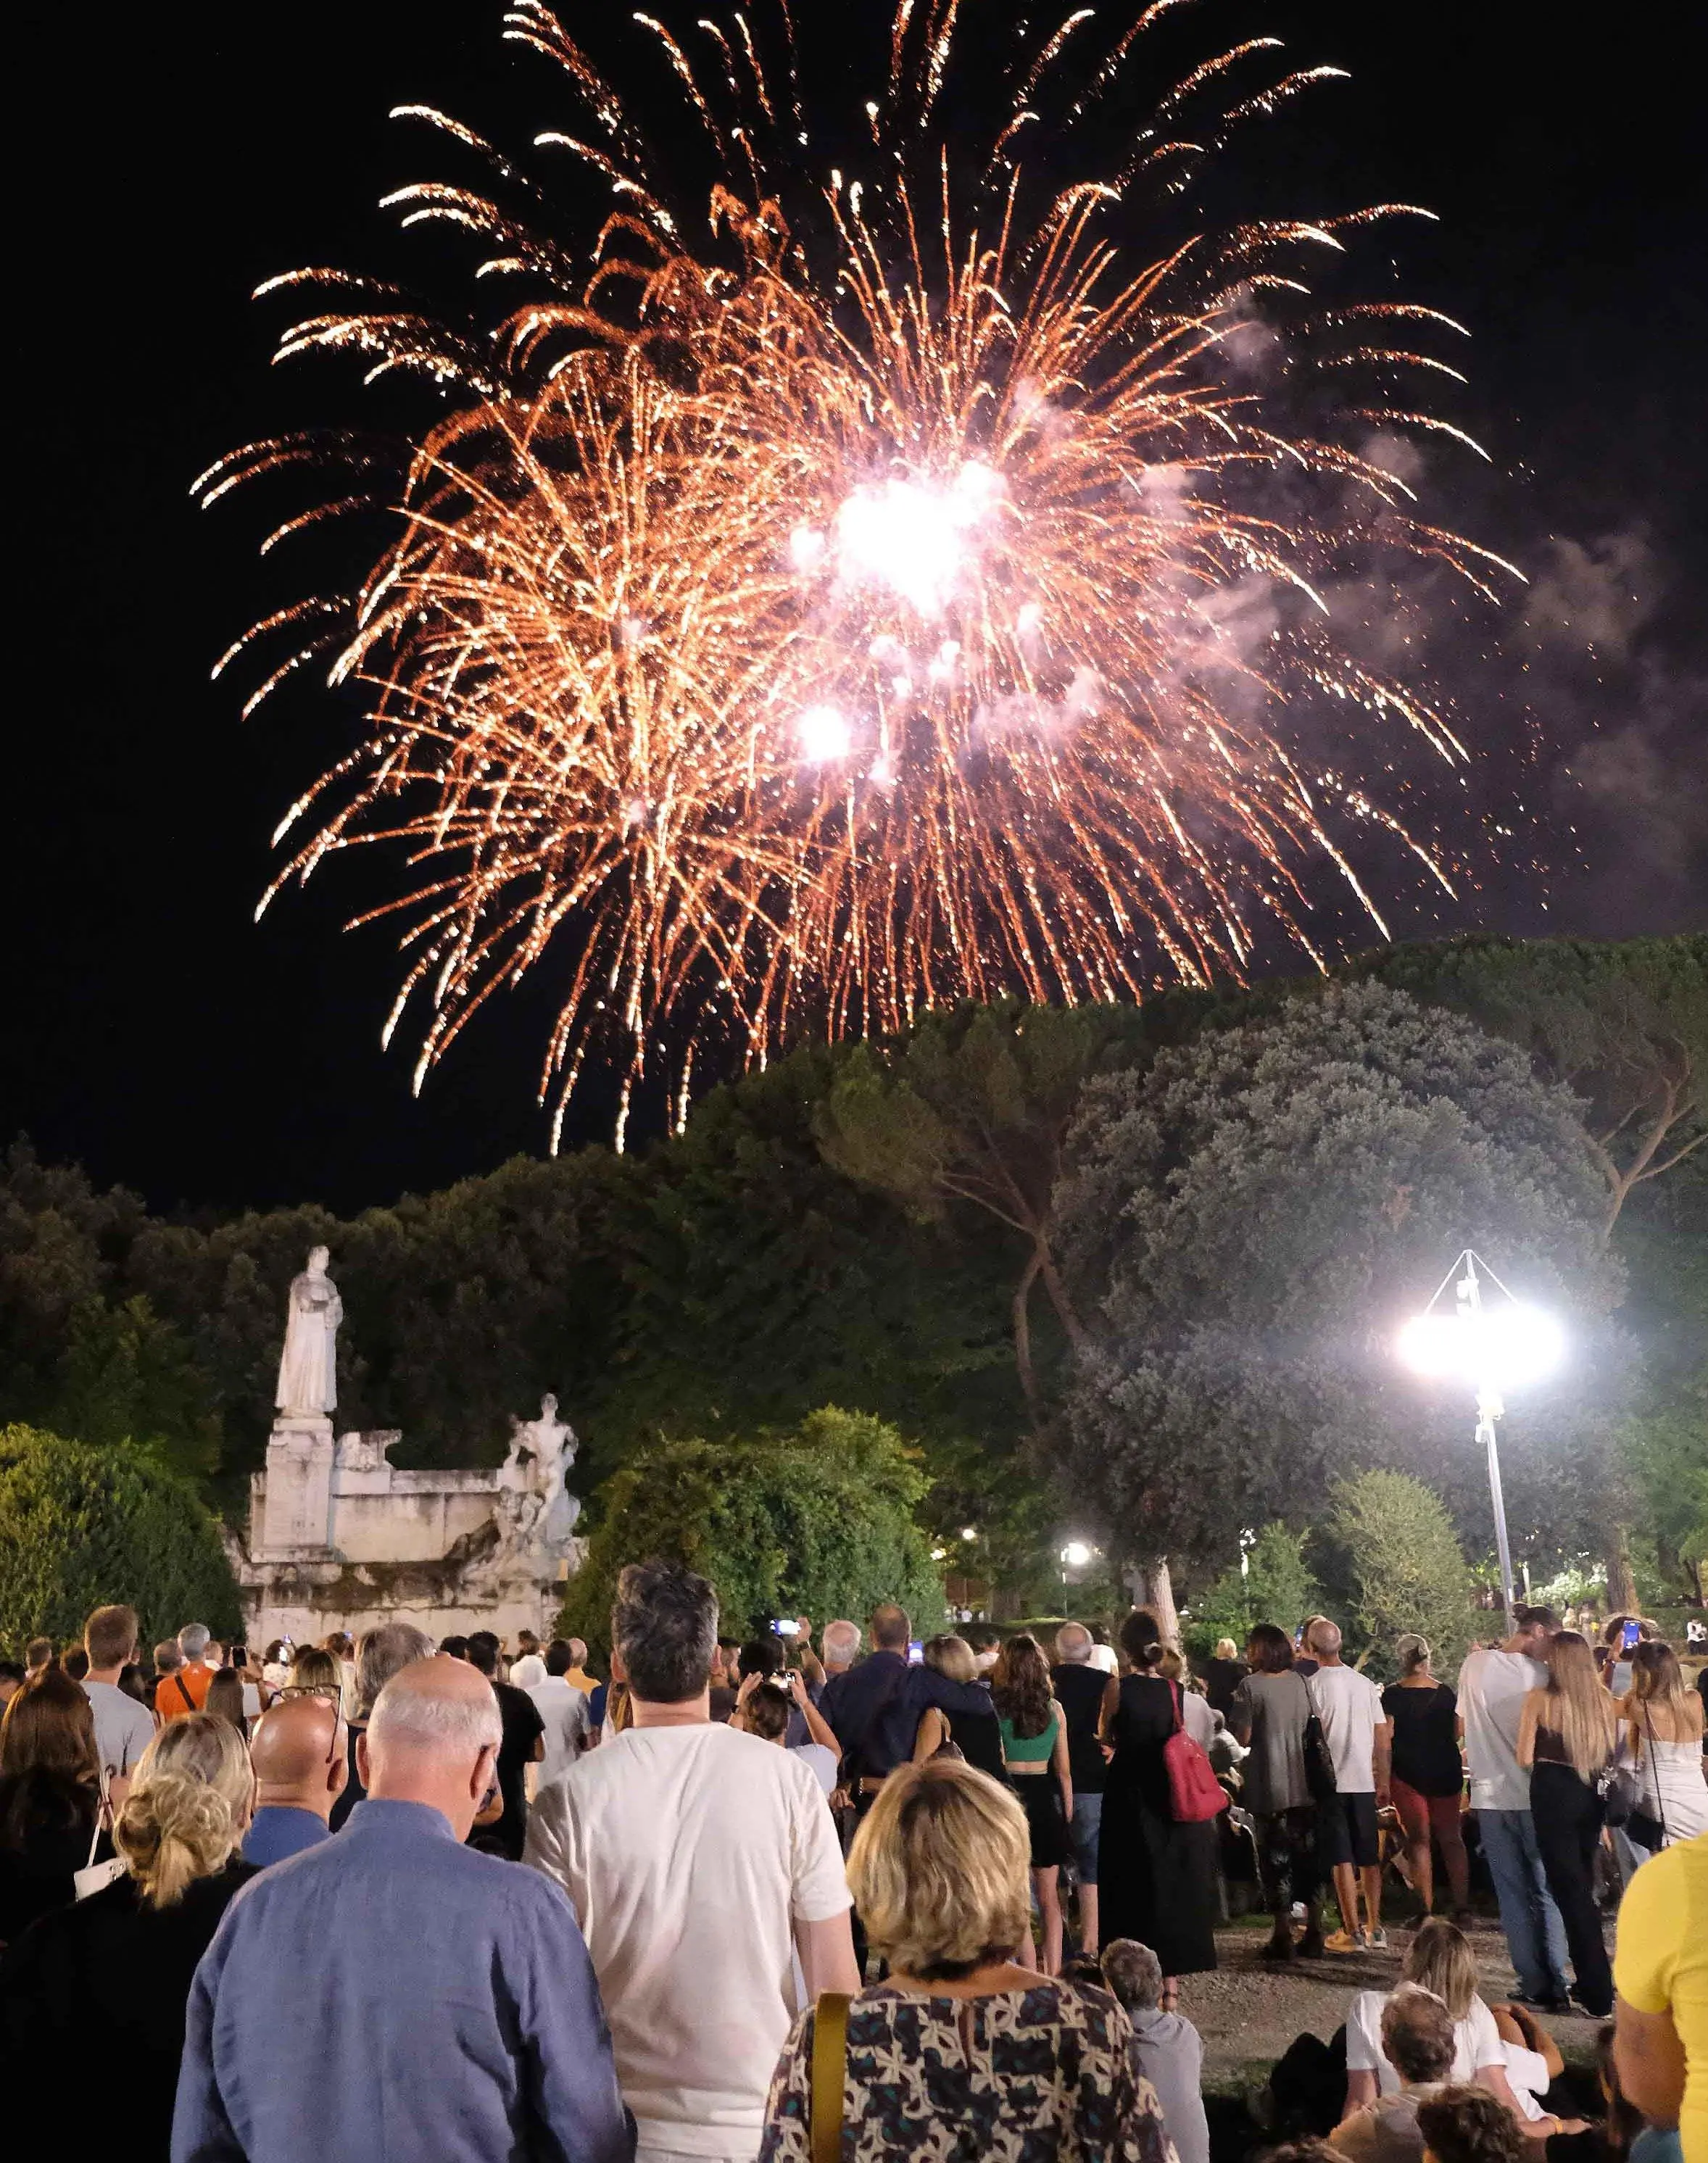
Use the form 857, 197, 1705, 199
1174, 1911, 1605, 2094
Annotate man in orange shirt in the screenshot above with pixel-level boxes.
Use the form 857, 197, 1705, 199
157, 1622, 219, 1721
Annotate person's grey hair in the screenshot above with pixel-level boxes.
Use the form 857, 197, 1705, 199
1382, 1985, 1457, 2085
1306, 1617, 1342, 1658
1397, 1633, 1432, 1677
566, 1638, 588, 1665
614, 1560, 718, 1704
822, 1620, 861, 1663
178, 1623, 211, 1659
356, 1622, 436, 1718
368, 1671, 502, 1758
1100, 1938, 1164, 2013
1054, 1623, 1093, 1664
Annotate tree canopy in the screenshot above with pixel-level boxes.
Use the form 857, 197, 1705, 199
1356, 934, 1707, 1232
558, 1407, 945, 1661
3, 932, 1699, 1620
1322, 1469, 1477, 1679
0, 1423, 241, 1653
1182, 1521, 1321, 1659
1053, 981, 1624, 1584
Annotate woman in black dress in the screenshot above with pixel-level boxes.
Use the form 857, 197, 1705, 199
1096, 1611, 1219, 1993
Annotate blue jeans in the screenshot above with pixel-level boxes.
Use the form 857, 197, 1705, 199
1476, 1806, 1570, 2000
1069, 1792, 1103, 1885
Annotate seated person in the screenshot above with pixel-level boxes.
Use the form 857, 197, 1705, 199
1546, 2024, 1643, 2163
1347, 1919, 1551, 2137
1332, 1988, 1457, 2163
1418, 2085, 1527, 2163
1101, 1937, 1210, 2163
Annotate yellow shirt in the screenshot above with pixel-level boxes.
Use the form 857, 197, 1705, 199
1614, 1831, 1708, 2163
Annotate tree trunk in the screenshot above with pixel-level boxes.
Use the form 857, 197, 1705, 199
1011, 1245, 1044, 1431
1124, 1557, 1180, 1648
1035, 1238, 1087, 1351
1606, 1522, 1640, 1616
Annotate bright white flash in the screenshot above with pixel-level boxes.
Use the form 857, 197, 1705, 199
796, 704, 853, 763
1396, 1304, 1564, 1391
829, 461, 1002, 616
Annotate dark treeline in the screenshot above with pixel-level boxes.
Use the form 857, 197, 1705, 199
1, 934, 1701, 1608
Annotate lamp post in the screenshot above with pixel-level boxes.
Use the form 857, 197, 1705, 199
1397, 1250, 1564, 1637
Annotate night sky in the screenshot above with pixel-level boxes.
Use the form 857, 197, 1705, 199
7, 1, 1704, 1217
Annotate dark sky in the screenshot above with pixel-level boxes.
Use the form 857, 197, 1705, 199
7, 1, 1704, 1216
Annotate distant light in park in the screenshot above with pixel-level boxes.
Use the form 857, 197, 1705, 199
930, 1545, 948, 1561
960, 1526, 977, 1543
1061, 1540, 1092, 1568
1397, 1302, 1564, 1390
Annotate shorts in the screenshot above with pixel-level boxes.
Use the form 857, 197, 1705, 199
1068, 1791, 1103, 1885
1013, 1772, 1069, 1870
1317, 1790, 1380, 1869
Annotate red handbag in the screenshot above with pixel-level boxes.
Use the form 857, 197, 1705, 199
1163, 1680, 1230, 1822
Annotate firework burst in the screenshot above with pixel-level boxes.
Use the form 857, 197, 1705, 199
199, 0, 1516, 1144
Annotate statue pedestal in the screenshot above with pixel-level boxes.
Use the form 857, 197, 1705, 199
259, 1417, 335, 1556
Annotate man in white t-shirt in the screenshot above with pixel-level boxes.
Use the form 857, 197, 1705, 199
1305, 1619, 1392, 1953
526, 1561, 858, 2163
526, 1639, 592, 1785
80, 1603, 155, 1798
1457, 1605, 1570, 2009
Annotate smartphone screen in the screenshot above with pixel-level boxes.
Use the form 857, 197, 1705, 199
908, 1639, 923, 1665
1621, 1619, 1641, 1651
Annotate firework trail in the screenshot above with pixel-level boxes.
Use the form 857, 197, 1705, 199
199, 0, 1515, 1145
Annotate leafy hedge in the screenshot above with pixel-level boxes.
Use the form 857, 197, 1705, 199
0, 1424, 241, 1654
560, 1406, 946, 1660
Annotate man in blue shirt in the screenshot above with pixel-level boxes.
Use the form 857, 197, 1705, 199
241, 1697, 344, 1869
821, 1604, 992, 1790
173, 1655, 632, 2163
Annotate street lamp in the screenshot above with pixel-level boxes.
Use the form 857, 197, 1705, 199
1397, 1250, 1564, 1635
1059, 1539, 1093, 1607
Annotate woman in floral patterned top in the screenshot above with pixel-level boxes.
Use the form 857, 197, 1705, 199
760, 1759, 1182, 2163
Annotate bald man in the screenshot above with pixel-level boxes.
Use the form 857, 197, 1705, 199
175, 1657, 630, 2163
241, 1695, 347, 1868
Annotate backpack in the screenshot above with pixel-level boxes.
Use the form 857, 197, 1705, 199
1163, 1679, 1229, 1822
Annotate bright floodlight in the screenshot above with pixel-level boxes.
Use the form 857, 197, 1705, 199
1397, 1302, 1564, 1391
1061, 1540, 1092, 1568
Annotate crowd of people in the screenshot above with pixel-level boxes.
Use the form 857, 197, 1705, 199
0, 1585, 1701, 2163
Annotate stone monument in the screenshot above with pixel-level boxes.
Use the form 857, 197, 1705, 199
229, 1249, 586, 1648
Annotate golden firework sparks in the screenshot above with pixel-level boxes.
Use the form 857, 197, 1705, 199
199, 0, 1517, 1145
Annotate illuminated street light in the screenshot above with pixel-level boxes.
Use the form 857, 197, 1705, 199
1061, 1541, 1092, 1569
1398, 1250, 1564, 1634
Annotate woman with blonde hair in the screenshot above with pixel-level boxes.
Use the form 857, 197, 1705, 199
0, 1710, 256, 2156
911, 1634, 1007, 1782
283, 1643, 343, 1701
759, 1759, 1174, 2161
1615, 1638, 1707, 1849
1517, 1631, 1619, 2017
1343, 1917, 1559, 2135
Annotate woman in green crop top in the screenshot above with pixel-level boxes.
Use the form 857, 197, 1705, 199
991, 1632, 1074, 1973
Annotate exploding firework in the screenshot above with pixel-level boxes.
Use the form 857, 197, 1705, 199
200, 0, 1515, 1144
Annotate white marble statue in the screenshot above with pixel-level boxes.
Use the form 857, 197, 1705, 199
275, 1246, 342, 1419
502, 1392, 580, 1546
